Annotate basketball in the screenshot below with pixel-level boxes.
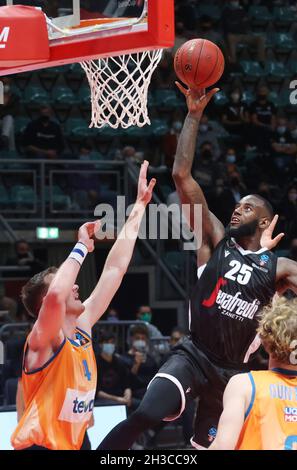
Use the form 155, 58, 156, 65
174, 39, 225, 90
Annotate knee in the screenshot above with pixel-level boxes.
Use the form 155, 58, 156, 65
131, 406, 160, 429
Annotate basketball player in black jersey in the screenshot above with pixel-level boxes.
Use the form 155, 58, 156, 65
98, 85, 297, 450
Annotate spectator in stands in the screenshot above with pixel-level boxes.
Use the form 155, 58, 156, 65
248, 85, 276, 153
121, 324, 158, 408
278, 184, 297, 243
0, 285, 17, 322
222, 87, 247, 139
222, 0, 265, 65
197, 15, 227, 58
6, 239, 45, 277
152, 52, 176, 90
95, 332, 132, 407
208, 177, 238, 227
271, 116, 297, 177
72, 143, 117, 210
196, 115, 220, 161
0, 77, 19, 151
169, 326, 186, 349
135, 305, 164, 343
23, 105, 64, 158
105, 307, 120, 323
289, 238, 297, 262
194, 141, 220, 193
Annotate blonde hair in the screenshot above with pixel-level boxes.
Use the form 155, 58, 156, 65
257, 296, 297, 364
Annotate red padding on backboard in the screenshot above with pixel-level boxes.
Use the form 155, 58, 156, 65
0, 5, 49, 67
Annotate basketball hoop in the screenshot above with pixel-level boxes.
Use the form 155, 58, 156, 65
81, 49, 163, 129
46, 0, 164, 129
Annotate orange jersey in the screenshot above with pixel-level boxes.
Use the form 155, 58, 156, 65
11, 327, 97, 450
236, 369, 297, 450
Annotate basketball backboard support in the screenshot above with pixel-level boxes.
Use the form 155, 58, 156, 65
0, 0, 174, 76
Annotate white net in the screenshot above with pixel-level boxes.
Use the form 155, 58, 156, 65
80, 49, 163, 129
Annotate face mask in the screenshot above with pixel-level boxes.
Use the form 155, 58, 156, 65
102, 343, 115, 356
79, 154, 90, 161
226, 155, 236, 164
231, 93, 240, 103
133, 339, 147, 352
201, 150, 212, 160
173, 121, 183, 132
291, 130, 297, 139
277, 126, 286, 135
41, 116, 50, 124
140, 312, 152, 323
288, 193, 297, 203
200, 124, 209, 133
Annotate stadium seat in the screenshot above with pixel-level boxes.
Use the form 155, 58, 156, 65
78, 86, 91, 116
52, 86, 78, 121
65, 118, 94, 141
265, 61, 289, 82
23, 86, 50, 106
248, 6, 273, 28
150, 119, 169, 137
273, 7, 297, 29
162, 251, 184, 277
198, 4, 221, 20
154, 90, 183, 109
15, 117, 30, 136
271, 33, 295, 53
65, 63, 86, 90
241, 90, 256, 106
38, 67, 66, 91
10, 185, 36, 208
240, 61, 267, 81
0, 185, 10, 207
213, 91, 229, 107
45, 185, 71, 211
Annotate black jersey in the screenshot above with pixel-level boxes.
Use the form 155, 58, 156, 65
190, 237, 277, 368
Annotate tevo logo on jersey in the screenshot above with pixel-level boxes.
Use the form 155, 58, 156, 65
59, 388, 96, 423
0, 27, 10, 49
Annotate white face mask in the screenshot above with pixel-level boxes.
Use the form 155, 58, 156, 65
102, 343, 115, 356
277, 126, 286, 135
226, 154, 236, 164
133, 339, 147, 353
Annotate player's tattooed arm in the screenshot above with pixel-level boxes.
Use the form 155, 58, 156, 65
276, 258, 297, 295
173, 85, 224, 253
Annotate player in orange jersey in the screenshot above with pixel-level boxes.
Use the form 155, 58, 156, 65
11, 161, 156, 450
210, 296, 297, 450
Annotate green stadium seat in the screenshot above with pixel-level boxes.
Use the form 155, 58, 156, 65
38, 67, 66, 91
248, 6, 273, 27
15, 117, 30, 135
265, 61, 289, 82
154, 90, 182, 109
198, 5, 221, 20
23, 86, 50, 106
0, 185, 10, 207
268, 91, 280, 107
240, 61, 267, 81
45, 185, 71, 210
65, 118, 94, 140
271, 33, 295, 53
288, 60, 297, 75
10, 185, 36, 207
52, 87, 78, 120
123, 125, 150, 139
213, 91, 229, 107
241, 90, 255, 106
162, 251, 184, 276
273, 7, 297, 27
150, 119, 169, 137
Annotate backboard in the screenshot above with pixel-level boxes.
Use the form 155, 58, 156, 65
0, 0, 174, 76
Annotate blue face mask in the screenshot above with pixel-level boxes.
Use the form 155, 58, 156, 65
226, 155, 236, 164
102, 343, 115, 356
133, 340, 147, 353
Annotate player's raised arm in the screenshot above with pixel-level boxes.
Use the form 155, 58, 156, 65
29, 222, 96, 350
209, 374, 250, 450
80, 161, 156, 333
172, 84, 224, 250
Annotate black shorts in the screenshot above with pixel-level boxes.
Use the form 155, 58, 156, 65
151, 336, 246, 448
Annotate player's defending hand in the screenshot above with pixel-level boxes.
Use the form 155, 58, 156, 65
137, 160, 156, 206
175, 82, 219, 119
78, 221, 101, 253
260, 215, 284, 250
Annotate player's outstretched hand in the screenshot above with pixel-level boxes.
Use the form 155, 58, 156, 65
260, 215, 285, 250
78, 220, 101, 253
175, 82, 219, 119
137, 160, 156, 206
